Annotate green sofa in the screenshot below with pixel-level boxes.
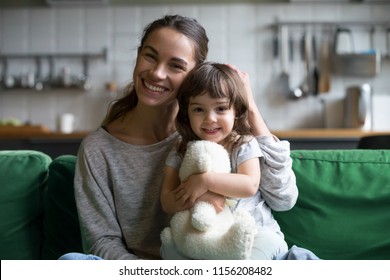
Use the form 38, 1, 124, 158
0, 151, 82, 260
1, 149, 390, 260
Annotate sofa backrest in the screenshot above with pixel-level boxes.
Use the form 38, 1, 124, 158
0, 150, 51, 260
273, 149, 390, 260
42, 154, 82, 260
2, 149, 389, 260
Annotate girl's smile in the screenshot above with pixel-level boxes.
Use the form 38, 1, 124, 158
203, 127, 221, 134
188, 93, 236, 145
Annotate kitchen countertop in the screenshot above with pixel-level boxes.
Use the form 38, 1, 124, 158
272, 129, 390, 139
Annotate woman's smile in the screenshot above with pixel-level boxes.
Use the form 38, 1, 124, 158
143, 79, 167, 93
133, 27, 197, 108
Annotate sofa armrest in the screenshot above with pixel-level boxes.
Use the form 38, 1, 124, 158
42, 155, 83, 260
0, 150, 51, 260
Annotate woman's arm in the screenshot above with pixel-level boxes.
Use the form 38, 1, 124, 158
74, 144, 139, 259
228, 64, 298, 211
257, 138, 298, 211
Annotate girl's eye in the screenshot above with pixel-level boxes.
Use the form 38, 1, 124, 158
192, 107, 203, 113
216, 106, 229, 112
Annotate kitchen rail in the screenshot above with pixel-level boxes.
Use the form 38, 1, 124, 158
271, 20, 390, 28
272, 129, 390, 150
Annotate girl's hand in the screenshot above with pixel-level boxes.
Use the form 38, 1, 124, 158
196, 192, 226, 213
173, 174, 225, 213
174, 173, 209, 206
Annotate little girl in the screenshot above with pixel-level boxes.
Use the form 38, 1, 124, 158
160, 62, 292, 260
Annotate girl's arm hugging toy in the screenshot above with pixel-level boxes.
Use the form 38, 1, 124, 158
160, 140, 257, 259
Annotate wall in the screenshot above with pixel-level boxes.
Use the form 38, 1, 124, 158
1, 2, 389, 132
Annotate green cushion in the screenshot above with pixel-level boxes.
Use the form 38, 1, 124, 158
273, 149, 390, 260
0, 150, 51, 259
42, 155, 83, 259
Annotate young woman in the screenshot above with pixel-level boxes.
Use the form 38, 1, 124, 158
160, 62, 293, 260
60, 14, 297, 260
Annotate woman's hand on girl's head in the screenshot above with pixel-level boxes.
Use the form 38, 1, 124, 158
226, 64, 255, 108
226, 64, 272, 137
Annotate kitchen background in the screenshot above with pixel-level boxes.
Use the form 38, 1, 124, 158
1, 0, 389, 132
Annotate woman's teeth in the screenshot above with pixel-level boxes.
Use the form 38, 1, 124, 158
144, 81, 165, 92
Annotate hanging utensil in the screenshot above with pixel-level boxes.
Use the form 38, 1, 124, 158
291, 33, 306, 98
318, 29, 331, 94
272, 29, 280, 76
311, 34, 319, 96
278, 26, 289, 94
292, 31, 312, 98
334, 27, 354, 54
278, 25, 294, 98
304, 31, 314, 96
386, 28, 390, 59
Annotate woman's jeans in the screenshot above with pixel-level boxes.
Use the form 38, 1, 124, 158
58, 253, 103, 260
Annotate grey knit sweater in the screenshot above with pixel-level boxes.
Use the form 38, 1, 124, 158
74, 128, 297, 259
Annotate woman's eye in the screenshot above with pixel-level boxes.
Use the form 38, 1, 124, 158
170, 63, 185, 71
144, 53, 156, 61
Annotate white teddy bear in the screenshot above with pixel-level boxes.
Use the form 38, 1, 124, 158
160, 140, 257, 260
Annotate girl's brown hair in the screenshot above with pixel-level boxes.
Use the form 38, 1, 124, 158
176, 62, 252, 156
102, 14, 209, 127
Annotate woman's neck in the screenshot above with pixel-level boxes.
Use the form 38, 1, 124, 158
107, 102, 178, 145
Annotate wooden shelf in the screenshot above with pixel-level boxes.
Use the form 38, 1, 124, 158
0, 125, 89, 139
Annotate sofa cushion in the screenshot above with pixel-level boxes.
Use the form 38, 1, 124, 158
273, 149, 390, 260
42, 155, 83, 259
0, 150, 51, 260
